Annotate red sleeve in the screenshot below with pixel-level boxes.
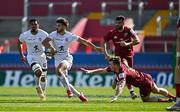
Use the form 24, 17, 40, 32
104, 31, 113, 42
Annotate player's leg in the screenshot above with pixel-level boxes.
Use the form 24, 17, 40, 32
56, 60, 73, 97
175, 65, 180, 104
31, 62, 46, 100
63, 58, 88, 102
41, 69, 47, 93
141, 95, 170, 102
167, 65, 180, 110
140, 89, 170, 102
139, 80, 171, 102
125, 56, 137, 99
151, 82, 176, 101
39, 56, 48, 94
68, 84, 88, 102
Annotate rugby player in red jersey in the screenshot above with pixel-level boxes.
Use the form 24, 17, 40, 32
81, 57, 176, 102
103, 15, 140, 99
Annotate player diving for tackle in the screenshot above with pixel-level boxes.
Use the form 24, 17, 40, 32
42, 17, 102, 102
17, 19, 48, 101
81, 57, 176, 103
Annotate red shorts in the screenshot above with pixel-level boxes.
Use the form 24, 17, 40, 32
139, 74, 154, 97
120, 56, 133, 67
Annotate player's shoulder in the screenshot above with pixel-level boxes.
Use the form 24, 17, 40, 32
49, 31, 57, 36
38, 29, 48, 35
65, 31, 74, 36
105, 29, 117, 37
65, 31, 79, 39
20, 30, 30, 36
108, 29, 117, 34
124, 26, 131, 32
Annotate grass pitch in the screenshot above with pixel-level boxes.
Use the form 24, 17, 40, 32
0, 87, 175, 111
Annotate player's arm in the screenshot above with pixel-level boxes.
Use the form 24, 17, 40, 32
103, 41, 111, 60
80, 67, 108, 74
77, 37, 102, 52
120, 29, 140, 47
42, 38, 57, 55
103, 31, 113, 60
17, 39, 26, 62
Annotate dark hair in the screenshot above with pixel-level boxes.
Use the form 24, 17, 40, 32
109, 57, 121, 65
177, 17, 180, 28
115, 15, 125, 22
29, 19, 39, 24
56, 17, 69, 27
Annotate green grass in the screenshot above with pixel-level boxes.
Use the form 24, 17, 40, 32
0, 87, 175, 111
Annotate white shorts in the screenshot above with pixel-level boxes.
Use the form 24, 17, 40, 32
54, 54, 73, 70
27, 53, 47, 70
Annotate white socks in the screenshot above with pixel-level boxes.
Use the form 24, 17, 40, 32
59, 74, 71, 90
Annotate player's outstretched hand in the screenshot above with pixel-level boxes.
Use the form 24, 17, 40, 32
80, 68, 91, 74
20, 55, 26, 63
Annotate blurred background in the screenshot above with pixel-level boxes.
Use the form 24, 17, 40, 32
0, 0, 178, 87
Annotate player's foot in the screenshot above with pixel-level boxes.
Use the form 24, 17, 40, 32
168, 97, 176, 102
79, 92, 88, 102
166, 103, 180, 111
36, 87, 46, 101
67, 89, 73, 98
130, 91, 137, 99
110, 96, 118, 103
42, 89, 46, 94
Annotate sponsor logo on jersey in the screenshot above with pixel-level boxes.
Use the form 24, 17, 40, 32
39, 38, 42, 41
114, 36, 118, 39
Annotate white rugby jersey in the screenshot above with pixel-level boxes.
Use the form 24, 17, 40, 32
48, 31, 79, 59
19, 29, 48, 55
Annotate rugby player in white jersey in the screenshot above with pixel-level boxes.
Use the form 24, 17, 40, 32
17, 19, 48, 101
42, 17, 102, 102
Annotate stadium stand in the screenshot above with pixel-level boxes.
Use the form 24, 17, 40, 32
0, 0, 178, 72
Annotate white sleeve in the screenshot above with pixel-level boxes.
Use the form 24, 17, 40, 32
70, 33, 80, 42
116, 73, 126, 89
41, 31, 49, 42
117, 73, 125, 81
48, 32, 54, 40
19, 33, 25, 42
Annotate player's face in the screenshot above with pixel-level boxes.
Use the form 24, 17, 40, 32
115, 20, 124, 30
56, 23, 66, 32
30, 21, 39, 32
109, 61, 115, 71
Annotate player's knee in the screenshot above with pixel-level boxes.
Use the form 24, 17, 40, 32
31, 63, 42, 78
56, 64, 67, 76
35, 69, 42, 78
56, 68, 64, 76
152, 88, 160, 94
40, 76, 46, 82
